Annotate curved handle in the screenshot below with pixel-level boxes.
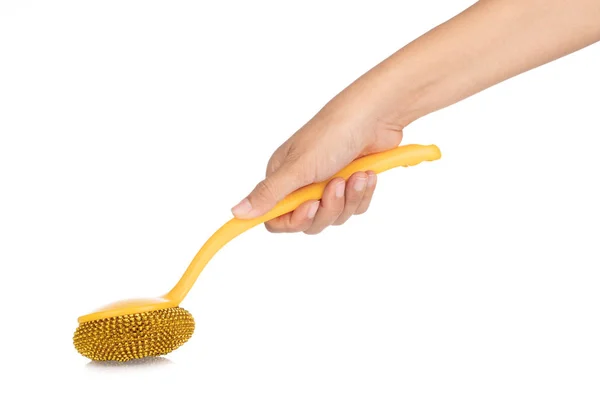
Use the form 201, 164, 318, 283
259, 144, 441, 224
166, 144, 441, 303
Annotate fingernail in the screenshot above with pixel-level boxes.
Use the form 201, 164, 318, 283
354, 177, 367, 192
232, 198, 252, 217
367, 173, 377, 188
307, 201, 320, 219
335, 181, 345, 198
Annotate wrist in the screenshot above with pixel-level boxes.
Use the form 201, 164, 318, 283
345, 51, 441, 133
371, 49, 448, 129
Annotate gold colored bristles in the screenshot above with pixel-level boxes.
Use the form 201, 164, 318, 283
73, 307, 195, 362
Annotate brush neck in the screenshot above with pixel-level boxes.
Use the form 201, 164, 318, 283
166, 217, 262, 303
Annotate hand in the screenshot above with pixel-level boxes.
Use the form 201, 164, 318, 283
231, 78, 405, 234
231, 0, 600, 235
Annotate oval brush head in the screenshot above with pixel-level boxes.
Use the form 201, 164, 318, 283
73, 145, 441, 362
73, 307, 194, 362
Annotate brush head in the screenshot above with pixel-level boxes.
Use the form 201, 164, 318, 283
73, 306, 195, 362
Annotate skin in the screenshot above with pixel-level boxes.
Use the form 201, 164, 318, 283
231, 0, 600, 234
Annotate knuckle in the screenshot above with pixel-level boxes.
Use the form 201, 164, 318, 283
266, 157, 282, 176
255, 179, 278, 203
325, 206, 344, 221
283, 219, 302, 233
288, 151, 317, 183
264, 222, 279, 233
298, 221, 314, 232
304, 223, 325, 235
355, 207, 368, 215
333, 216, 347, 226
346, 192, 363, 205
332, 200, 345, 213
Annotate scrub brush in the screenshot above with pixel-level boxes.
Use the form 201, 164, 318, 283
73, 144, 441, 362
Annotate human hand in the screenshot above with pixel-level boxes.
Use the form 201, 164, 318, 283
231, 0, 600, 235
231, 78, 405, 234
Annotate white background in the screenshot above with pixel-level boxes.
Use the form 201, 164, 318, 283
1, 1, 599, 399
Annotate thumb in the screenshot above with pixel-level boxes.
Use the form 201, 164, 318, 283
231, 161, 308, 219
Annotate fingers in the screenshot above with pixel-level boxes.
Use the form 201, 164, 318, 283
355, 171, 377, 215
263, 172, 376, 234
231, 160, 309, 220
333, 171, 369, 226
304, 178, 346, 235
265, 200, 320, 233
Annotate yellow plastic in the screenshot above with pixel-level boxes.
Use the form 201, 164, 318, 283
77, 144, 441, 323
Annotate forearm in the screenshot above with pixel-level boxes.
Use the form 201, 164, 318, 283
360, 0, 600, 126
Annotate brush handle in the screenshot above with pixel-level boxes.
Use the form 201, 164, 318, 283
166, 144, 441, 303
257, 144, 441, 224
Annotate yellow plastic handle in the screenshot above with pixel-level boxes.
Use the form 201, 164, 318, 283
166, 144, 441, 303
258, 144, 441, 224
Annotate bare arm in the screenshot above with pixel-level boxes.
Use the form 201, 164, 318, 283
363, 0, 600, 127
232, 0, 600, 234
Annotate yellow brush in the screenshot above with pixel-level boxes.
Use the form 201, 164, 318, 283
73, 144, 441, 362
